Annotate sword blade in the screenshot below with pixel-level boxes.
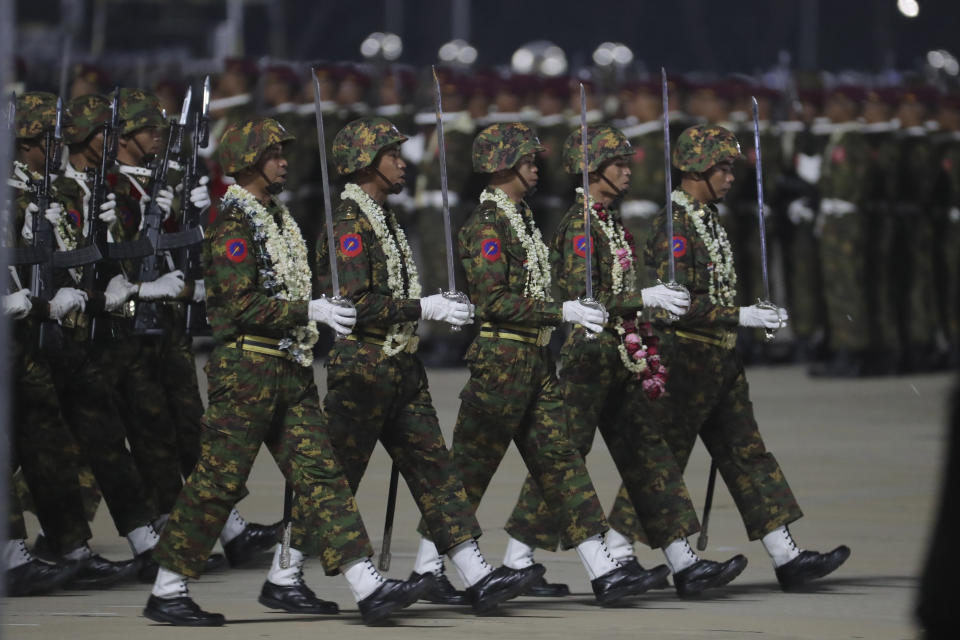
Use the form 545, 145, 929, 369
751, 96, 771, 301
662, 68, 675, 283
579, 83, 593, 300
313, 69, 340, 295
432, 66, 457, 293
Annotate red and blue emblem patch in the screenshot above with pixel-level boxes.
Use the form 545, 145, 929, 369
67, 209, 82, 228
672, 235, 688, 258
573, 234, 593, 258
481, 238, 501, 261
225, 238, 248, 263
339, 233, 362, 258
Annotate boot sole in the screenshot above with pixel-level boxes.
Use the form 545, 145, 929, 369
142, 607, 225, 627
474, 565, 547, 614
257, 594, 339, 615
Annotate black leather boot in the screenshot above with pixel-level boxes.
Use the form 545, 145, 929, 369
224, 521, 283, 567
412, 571, 469, 605
467, 564, 545, 614
358, 575, 434, 625
143, 595, 225, 626
775, 546, 851, 590
673, 554, 748, 597
522, 563, 570, 596
258, 580, 339, 614
6, 558, 80, 596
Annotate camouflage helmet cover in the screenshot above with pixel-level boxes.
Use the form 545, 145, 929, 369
218, 117, 295, 176
672, 124, 741, 173
14, 92, 58, 140
472, 122, 545, 173
117, 88, 165, 135
562, 124, 632, 174
331, 117, 408, 176
65, 94, 112, 144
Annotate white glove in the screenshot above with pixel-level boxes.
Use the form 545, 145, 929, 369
562, 300, 608, 333
641, 284, 691, 316
49, 287, 88, 320
308, 297, 357, 335
739, 304, 789, 329
949, 207, 960, 223
419, 293, 474, 326
795, 153, 823, 184
787, 198, 816, 225
189, 176, 211, 211
98, 193, 118, 224
147, 186, 175, 220
43, 202, 63, 226
192, 279, 205, 304
21, 203, 39, 241
138, 270, 185, 300
104, 274, 138, 311
3, 288, 32, 319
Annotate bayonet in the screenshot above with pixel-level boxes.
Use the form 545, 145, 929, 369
751, 96, 780, 340
431, 65, 469, 330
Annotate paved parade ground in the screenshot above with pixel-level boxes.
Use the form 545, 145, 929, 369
2, 362, 954, 640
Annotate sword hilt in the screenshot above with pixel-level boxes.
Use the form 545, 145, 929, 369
756, 298, 781, 342
330, 295, 356, 341
441, 288, 470, 332
658, 279, 689, 324
578, 296, 606, 340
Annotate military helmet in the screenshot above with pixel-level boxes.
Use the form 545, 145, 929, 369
562, 124, 632, 174
472, 122, 545, 173
117, 88, 165, 135
218, 117, 295, 176
672, 125, 741, 173
65, 94, 111, 144
331, 117, 408, 176
14, 92, 58, 140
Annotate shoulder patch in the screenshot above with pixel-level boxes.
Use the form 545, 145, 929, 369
67, 209, 82, 228
480, 237, 501, 261
572, 234, 593, 258
225, 238, 248, 263
831, 146, 847, 164
339, 233, 363, 258
672, 235, 688, 258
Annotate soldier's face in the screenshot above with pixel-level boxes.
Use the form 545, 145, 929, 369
82, 131, 105, 163
259, 144, 288, 184
20, 139, 47, 172
514, 153, 538, 189
375, 145, 406, 188
706, 159, 735, 197
123, 126, 161, 164
599, 157, 632, 194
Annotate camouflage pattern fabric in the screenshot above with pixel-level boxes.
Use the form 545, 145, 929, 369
530, 118, 574, 242
14, 92, 58, 139
642, 192, 804, 540
117, 88, 165, 135
65, 93, 111, 145
318, 194, 482, 552
432, 197, 608, 549
218, 117, 295, 176
618, 124, 667, 263
561, 124, 633, 174
331, 116, 407, 176
153, 194, 372, 578
672, 125, 741, 173
472, 122, 545, 173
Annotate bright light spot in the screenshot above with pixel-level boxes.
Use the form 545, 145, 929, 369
512, 48, 535, 73
360, 32, 382, 58
612, 44, 634, 65
382, 33, 403, 60
928, 50, 945, 67
458, 45, 478, 65
945, 58, 959, 76
897, 0, 919, 18
593, 42, 614, 66
541, 46, 567, 76
438, 41, 458, 62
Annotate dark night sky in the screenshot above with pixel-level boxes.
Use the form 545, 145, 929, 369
14, 0, 960, 74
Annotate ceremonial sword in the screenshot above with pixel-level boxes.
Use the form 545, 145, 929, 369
751, 96, 781, 340
660, 68, 687, 322
578, 83, 603, 338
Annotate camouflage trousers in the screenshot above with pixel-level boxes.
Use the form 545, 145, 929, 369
819, 212, 870, 352
153, 346, 372, 579
784, 220, 825, 343
325, 340, 482, 552
505, 329, 700, 551
891, 210, 940, 349
52, 334, 158, 536
620, 331, 803, 541
8, 344, 92, 550
446, 337, 608, 550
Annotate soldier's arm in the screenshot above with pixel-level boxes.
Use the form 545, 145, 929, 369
460, 212, 563, 325
325, 214, 420, 326
205, 208, 307, 333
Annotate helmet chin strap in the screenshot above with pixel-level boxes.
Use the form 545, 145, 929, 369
704, 176, 721, 203
599, 174, 625, 199
259, 168, 285, 195
129, 136, 155, 166
512, 166, 536, 198
373, 167, 403, 195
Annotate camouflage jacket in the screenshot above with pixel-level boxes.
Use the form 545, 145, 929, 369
889, 127, 936, 212
316, 195, 422, 331
620, 123, 665, 204
203, 192, 309, 344
645, 191, 741, 329
458, 198, 563, 327
552, 197, 644, 319
819, 125, 869, 204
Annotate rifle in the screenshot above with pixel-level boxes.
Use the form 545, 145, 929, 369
132, 92, 203, 335
175, 77, 212, 336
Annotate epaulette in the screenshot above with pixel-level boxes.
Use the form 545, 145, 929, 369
337, 198, 360, 221
476, 199, 498, 222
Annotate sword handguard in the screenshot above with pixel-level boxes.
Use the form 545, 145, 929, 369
578, 296, 606, 340
658, 279, 689, 324
441, 288, 469, 332
329, 294, 355, 340
756, 298, 780, 342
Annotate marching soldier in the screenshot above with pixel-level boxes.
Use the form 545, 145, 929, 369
646, 124, 849, 590
932, 93, 960, 367
144, 117, 428, 626
319, 116, 543, 613
415, 122, 669, 606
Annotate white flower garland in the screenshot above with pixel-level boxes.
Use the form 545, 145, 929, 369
341, 182, 422, 356
222, 184, 319, 367
672, 190, 737, 306
479, 188, 552, 300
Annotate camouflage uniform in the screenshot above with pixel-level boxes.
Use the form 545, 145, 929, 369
153, 118, 373, 579
636, 126, 803, 542
931, 105, 960, 362
617, 119, 666, 264
439, 123, 609, 549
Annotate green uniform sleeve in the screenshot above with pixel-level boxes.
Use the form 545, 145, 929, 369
203, 204, 308, 339
459, 203, 563, 326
